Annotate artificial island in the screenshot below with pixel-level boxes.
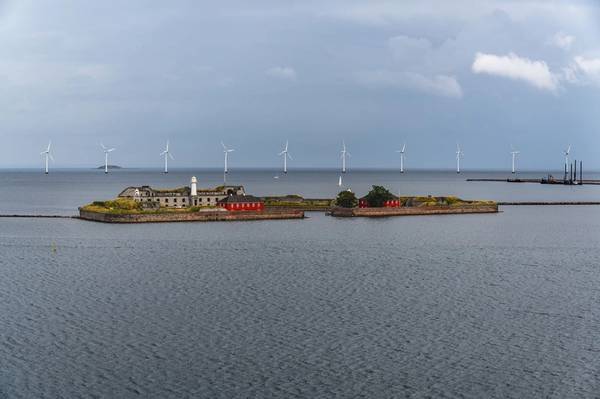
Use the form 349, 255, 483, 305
78, 176, 498, 223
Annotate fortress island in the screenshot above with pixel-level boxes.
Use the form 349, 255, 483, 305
79, 176, 304, 223
79, 178, 497, 223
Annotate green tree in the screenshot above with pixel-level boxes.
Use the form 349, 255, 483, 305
364, 185, 395, 207
335, 190, 358, 208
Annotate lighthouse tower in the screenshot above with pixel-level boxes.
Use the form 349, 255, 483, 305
191, 176, 197, 196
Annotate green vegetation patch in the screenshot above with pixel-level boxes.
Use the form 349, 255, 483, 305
82, 199, 220, 215
335, 190, 358, 208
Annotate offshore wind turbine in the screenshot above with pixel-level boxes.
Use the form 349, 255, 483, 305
40, 141, 53, 174
563, 145, 571, 173
510, 146, 520, 174
160, 140, 174, 173
340, 141, 350, 173
221, 142, 234, 183
101, 143, 116, 174
278, 140, 292, 174
456, 144, 463, 174
395, 143, 406, 173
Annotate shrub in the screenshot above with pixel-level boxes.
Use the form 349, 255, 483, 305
363, 185, 395, 207
335, 190, 358, 208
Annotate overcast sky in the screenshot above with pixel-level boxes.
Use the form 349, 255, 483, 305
1, 0, 600, 169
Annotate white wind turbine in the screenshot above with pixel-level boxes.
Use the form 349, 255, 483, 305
278, 140, 292, 174
340, 141, 350, 173
221, 142, 235, 183
160, 140, 174, 173
510, 146, 520, 174
456, 144, 464, 174
40, 141, 54, 174
395, 143, 406, 173
563, 145, 571, 173
101, 143, 116, 174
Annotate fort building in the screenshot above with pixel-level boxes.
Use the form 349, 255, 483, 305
118, 176, 248, 209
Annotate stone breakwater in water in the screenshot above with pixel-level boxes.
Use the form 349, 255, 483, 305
329, 204, 499, 217
79, 209, 305, 223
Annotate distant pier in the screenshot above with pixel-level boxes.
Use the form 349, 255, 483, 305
467, 178, 600, 185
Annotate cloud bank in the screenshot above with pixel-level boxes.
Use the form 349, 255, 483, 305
472, 52, 559, 91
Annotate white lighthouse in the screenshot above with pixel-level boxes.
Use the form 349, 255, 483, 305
191, 176, 197, 196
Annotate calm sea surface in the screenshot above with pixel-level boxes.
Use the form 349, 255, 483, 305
1, 169, 600, 398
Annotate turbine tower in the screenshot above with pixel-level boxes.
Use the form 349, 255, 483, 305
40, 141, 53, 174
340, 141, 350, 173
395, 143, 406, 173
456, 144, 463, 174
160, 140, 174, 173
563, 145, 571, 173
221, 142, 234, 183
278, 140, 292, 174
510, 146, 520, 174
101, 143, 116, 174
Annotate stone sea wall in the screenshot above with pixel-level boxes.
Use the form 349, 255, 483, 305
79, 209, 305, 223
329, 204, 498, 217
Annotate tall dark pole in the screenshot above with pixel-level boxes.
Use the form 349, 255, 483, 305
574, 160, 577, 184
580, 161, 583, 184
570, 163, 573, 183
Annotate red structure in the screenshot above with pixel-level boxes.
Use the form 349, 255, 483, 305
358, 197, 401, 208
218, 195, 265, 211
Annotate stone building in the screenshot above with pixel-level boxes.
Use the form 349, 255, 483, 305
118, 176, 246, 209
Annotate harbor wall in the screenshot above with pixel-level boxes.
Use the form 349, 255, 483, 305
329, 204, 498, 217
79, 209, 305, 223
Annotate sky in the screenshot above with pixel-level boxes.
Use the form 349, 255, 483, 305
1, 0, 600, 170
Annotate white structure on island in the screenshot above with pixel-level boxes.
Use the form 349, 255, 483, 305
119, 176, 245, 209
191, 176, 197, 196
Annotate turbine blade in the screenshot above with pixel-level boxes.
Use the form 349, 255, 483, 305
287, 153, 293, 160
160, 150, 167, 156
169, 153, 174, 160
49, 154, 55, 162
101, 143, 106, 150
401, 143, 406, 152
221, 141, 227, 150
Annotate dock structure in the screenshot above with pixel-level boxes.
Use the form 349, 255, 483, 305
468, 160, 600, 185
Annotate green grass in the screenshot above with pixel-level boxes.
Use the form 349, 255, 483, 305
81, 199, 221, 215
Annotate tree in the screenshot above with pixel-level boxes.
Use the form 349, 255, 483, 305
335, 190, 358, 208
364, 185, 394, 207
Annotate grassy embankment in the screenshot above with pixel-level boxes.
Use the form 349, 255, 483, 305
265, 195, 495, 209
399, 196, 496, 207
80, 199, 218, 214
262, 195, 333, 210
